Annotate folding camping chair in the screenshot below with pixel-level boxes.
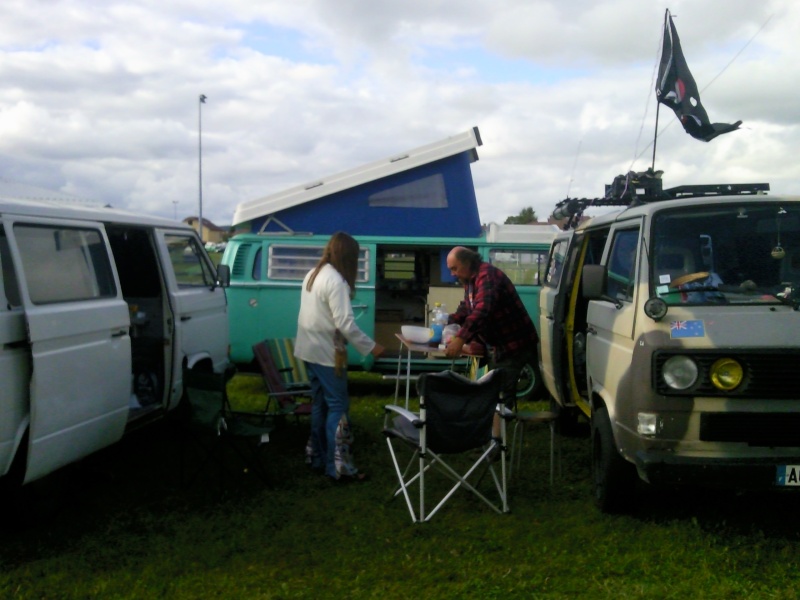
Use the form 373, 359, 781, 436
263, 338, 310, 390
383, 369, 511, 523
252, 340, 313, 420
181, 365, 275, 492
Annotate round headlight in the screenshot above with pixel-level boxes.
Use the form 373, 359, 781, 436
710, 358, 744, 391
662, 355, 699, 390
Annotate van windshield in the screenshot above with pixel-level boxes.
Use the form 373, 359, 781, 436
651, 203, 800, 307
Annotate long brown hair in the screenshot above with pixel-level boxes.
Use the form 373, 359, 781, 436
306, 231, 360, 292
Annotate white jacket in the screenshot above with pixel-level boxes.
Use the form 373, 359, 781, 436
294, 264, 375, 367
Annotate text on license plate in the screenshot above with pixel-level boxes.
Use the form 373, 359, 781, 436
776, 465, 800, 486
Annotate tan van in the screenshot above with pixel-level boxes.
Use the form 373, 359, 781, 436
0, 187, 229, 487
539, 173, 800, 511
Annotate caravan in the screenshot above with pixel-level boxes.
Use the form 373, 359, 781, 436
538, 172, 800, 511
0, 188, 229, 487
222, 127, 556, 385
222, 223, 556, 378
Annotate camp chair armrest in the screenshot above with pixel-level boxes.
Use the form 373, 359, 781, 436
384, 404, 423, 427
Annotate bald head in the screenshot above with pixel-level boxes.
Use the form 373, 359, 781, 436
446, 246, 481, 284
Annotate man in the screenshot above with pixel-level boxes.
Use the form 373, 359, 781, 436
444, 246, 539, 411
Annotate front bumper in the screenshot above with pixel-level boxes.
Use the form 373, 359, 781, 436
635, 451, 800, 489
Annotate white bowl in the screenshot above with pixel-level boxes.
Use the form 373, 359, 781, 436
401, 325, 433, 344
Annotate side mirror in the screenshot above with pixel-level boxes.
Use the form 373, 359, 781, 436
582, 264, 622, 308
216, 263, 231, 288
582, 264, 606, 299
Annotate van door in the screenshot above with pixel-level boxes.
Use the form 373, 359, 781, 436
4, 219, 131, 484
585, 224, 641, 403
156, 230, 228, 399
350, 242, 375, 366
539, 234, 573, 402
0, 225, 29, 479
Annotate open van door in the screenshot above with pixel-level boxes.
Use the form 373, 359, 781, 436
156, 230, 229, 397
4, 218, 131, 484
539, 233, 573, 403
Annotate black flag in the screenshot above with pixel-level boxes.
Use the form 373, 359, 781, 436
656, 11, 741, 142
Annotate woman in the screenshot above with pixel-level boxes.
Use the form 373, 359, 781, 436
294, 232, 385, 483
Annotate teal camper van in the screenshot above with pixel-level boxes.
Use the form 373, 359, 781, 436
221, 127, 557, 374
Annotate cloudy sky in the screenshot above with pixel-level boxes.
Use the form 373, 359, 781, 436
0, 0, 796, 228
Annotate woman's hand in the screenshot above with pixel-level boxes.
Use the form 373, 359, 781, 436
371, 343, 386, 358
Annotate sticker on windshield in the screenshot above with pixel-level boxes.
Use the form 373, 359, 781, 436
670, 319, 705, 339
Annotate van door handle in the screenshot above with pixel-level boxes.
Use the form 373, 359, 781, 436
545, 314, 554, 320
586, 326, 597, 335
351, 304, 368, 310
112, 329, 128, 338
181, 316, 192, 321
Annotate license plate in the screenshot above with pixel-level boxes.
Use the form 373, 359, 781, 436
776, 465, 800, 486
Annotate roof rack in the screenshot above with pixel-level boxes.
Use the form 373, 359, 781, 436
551, 169, 769, 229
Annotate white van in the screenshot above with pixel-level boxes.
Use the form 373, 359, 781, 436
0, 189, 230, 487
539, 172, 800, 512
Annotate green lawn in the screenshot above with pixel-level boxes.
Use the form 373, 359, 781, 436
1, 374, 799, 599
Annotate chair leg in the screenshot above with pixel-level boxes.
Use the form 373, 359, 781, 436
510, 417, 559, 487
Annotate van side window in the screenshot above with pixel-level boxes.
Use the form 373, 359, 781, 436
0, 227, 21, 308
165, 234, 216, 287
544, 239, 570, 287
489, 249, 548, 286
606, 228, 640, 302
269, 245, 370, 282
14, 224, 116, 304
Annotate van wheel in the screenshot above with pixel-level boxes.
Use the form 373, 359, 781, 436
592, 406, 637, 513
516, 361, 543, 400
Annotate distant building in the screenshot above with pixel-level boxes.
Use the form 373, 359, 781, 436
183, 217, 229, 243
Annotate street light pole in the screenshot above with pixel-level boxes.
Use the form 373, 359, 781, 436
198, 94, 206, 241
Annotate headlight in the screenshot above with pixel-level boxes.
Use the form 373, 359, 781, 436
710, 357, 744, 391
662, 355, 698, 390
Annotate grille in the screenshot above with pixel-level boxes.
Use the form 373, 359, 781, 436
231, 242, 253, 278
654, 349, 800, 399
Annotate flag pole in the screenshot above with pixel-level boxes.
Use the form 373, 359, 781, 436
652, 9, 669, 172
651, 101, 660, 172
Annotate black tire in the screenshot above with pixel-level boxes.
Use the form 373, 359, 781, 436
516, 361, 543, 400
591, 406, 637, 513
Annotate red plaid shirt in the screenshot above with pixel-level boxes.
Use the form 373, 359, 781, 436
449, 262, 538, 361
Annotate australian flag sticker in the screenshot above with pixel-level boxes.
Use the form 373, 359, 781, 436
670, 319, 705, 339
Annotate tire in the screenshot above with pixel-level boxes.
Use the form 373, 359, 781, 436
592, 406, 637, 513
516, 361, 543, 400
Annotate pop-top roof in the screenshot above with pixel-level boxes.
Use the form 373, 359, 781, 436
232, 127, 485, 238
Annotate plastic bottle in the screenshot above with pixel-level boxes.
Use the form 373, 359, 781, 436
429, 302, 448, 344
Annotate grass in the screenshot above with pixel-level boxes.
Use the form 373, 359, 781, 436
2, 373, 800, 599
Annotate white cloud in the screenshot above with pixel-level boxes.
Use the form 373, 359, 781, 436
0, 0, 796, 228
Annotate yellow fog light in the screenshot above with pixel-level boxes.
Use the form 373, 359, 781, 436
710, 358, 743, 391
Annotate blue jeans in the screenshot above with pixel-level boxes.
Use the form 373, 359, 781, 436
306, 362, 350, 479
